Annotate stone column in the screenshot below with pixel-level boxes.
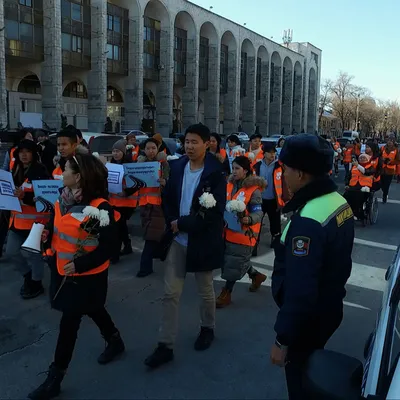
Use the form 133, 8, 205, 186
182, 36, 199, 131
241, 56, 256, 134
203, 44, 220, 133
157, 27, 174, 136
291, 71, 302, 132
87, 0, 107, 132
223, 50, 239, 135
124, 17, 143, 130
41, 0, 63, 131
256, 60, 269, 136
0, 0, 7, 128
281, 67, 293, 134
268, 63, 282, 134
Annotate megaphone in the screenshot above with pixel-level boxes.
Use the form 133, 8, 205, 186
21, 223, 44, 254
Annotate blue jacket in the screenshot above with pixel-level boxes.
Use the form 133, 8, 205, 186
272, 177, 354, 347
162, 153, 226, 272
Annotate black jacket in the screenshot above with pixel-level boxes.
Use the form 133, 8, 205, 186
37, 140, 57, 175
46, 200, 117, 314
162, 153, 226, 272
272, 177, 354, 347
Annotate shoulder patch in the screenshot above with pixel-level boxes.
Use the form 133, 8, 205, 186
292, 236, 310, 257
336, 206, 353, 227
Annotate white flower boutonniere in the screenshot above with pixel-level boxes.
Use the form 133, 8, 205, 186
199, 192, 217, 208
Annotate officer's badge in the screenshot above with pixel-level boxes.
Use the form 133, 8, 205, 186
292, 236, 310, 257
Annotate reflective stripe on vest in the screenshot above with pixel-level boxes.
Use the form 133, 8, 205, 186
382, 148, 397, 171
52, 166, 63, 180
109, 192, 138, 208
138, 162, 162, 206
9, 179, 50, 230
349, 164, 373, 188
9, 147, 16, 170
225, 182, 261, 247
54, 198, 110, 276
273, 167, 285, 208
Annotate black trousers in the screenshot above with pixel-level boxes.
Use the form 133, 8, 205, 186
262, 198, 281, 237
0, 211, 10, 257
114, 207, 134, 255
54, 307, 117, 370
381, 174, 393, 201
139, 239, 158, 273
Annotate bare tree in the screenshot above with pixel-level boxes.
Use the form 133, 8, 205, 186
318, 79, 333, 126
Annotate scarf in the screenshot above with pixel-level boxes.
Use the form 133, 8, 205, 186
60, 187, 83, 209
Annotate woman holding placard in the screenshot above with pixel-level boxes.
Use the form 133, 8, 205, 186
108, 139, 139, 263
6, 139, 51, 299
136, 138, 170, 277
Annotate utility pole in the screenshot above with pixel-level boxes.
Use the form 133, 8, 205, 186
355, 94, 360, 131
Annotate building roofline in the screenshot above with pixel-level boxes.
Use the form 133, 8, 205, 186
299, 42, 322, 52
186, 0, 307, 58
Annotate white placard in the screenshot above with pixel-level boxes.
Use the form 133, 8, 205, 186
0, 169, 22, 212
106, 163, 124, 194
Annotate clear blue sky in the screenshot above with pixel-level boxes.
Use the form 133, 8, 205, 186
191, 0, 399, 102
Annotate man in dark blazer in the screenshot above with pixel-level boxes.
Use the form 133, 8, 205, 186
145, 124, 226, 369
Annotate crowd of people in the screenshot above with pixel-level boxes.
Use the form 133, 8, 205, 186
0, 124, 396, 399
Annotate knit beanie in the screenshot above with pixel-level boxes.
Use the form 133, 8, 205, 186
113, 139, 127, 154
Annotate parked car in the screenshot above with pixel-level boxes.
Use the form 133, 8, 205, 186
232, 132, 250, 141
304, 244, 400, 399
120, 130, 149, 143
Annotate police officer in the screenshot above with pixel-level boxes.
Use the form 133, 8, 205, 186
270, 134, 354, 399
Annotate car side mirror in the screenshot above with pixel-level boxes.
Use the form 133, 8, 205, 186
304, 350, 363, 400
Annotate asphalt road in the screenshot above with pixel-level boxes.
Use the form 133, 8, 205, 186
0, 169, 399, 400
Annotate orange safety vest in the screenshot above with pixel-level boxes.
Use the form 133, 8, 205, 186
370, 158, 381, 183
52, 165, 63, 180
349, 164, 373, 188
273, 167, 285, 208
246, 150, 264, 168
225, 182, 261, 247
109, 177, 139, 208
354, 143, 361, 156
9, 147, 16, 171
381, 148, 398, 172
219, 148, 227, 160
54, 198, 111, 277
333, 142, 340, 151
131, 145, 140, 162
9, 179, 51, 230
138, 162, 163, 206
343, 148, 353, 163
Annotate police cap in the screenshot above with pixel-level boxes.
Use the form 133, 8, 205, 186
279, 133, 334, 175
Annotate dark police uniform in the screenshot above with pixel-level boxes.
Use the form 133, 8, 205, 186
272, 134, 355, 399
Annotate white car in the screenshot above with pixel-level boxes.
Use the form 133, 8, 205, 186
121, 130, 149, 143
232, 132, 250, 141
304, 244, 400, 399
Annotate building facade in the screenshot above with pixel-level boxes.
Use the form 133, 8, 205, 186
0, 0, 322, 136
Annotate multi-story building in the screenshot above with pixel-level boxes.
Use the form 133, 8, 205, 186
0, 0, 322, 136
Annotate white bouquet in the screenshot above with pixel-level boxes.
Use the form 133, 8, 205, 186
167, 155, 180, 161
199, 192, 217, 208
126, 144, 134, 150
226, 200, 246, 214
361, 186, 370, 193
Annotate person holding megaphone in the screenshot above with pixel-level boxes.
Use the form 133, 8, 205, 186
28, 153, 125, 400
6, 139, 51, 299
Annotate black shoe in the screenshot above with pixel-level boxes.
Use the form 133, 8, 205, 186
20, 271, 32, 295
194, 327, 214, 351
251, 247, 258, 257
136, 270, 153, 278
98, 332, 125, 365
120, 245, 133, 256
21, 280, 44, 300
111, 257, 120, 265
270, 234, 281, 249
144, 343, 174, 369
28, 363, 65, 400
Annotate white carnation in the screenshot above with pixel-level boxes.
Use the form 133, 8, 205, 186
247, 152, 255, 161
126, 144, 134, 150
92, 152, 100, 158
83, 206, 100, 220
167, 155, 180, 161
199, 192, 217, 209
361, 186, 370, 193
99, 209, 110, 227
226, 200, 246, 213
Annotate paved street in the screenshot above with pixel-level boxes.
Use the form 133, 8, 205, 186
1, 169, 399, 399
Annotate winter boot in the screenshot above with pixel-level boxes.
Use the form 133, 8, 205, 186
144, 343, 174, 369
28, 363, 65, 400
120, 243, 133, 256
22, 279, 44, 300
97, 331, 125, 364
20, 271, 32, 295
249, 272, 267, 292
216, 288, 232, 308
194, 327, 214, 351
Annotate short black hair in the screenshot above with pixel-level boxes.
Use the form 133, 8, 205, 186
57, 125, 78, 143
185, 124, 210, 142
262, 142, 276, 153
227, 134, 241, 146
232, 156, 252, 177
143, 138, 160, 148
250, 133, 262, 141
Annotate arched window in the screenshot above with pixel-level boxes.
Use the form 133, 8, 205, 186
107, 86, 123, 102
18, 75, 41, 94
63, 82, 88, 99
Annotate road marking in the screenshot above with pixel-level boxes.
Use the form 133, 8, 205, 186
354, 238, 397, 251
251, 251, 386, 292
378, 198, 400, 205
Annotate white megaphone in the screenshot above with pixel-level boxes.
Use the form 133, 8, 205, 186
21, 223, 44, 254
